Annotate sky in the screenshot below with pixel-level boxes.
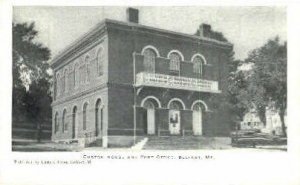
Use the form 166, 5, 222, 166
13, 6, 286, 60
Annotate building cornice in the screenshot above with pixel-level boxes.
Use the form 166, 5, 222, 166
50, 20, 107, 68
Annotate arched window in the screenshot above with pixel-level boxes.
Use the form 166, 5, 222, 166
62, 109, 67, 132
79, 65, 83, 85
74, 63, 79, 88
143, 48, 156, 73
95, 98, 103, 137
192, 56, 205, 76
83, 103, 88, 130
169, 52, 182, 74
85, 56, 90, 83
97, 48, 104, 77
56, 74, 60, 97
64, 69, 68, 92
55, 112, 59, 133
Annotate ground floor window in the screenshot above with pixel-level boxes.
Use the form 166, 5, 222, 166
72, 106, 77, 139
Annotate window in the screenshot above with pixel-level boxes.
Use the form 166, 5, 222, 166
64, 69, 68, 92
169, 52, 181, 73
97, 48, 104, 77
74, 63, 79, 88
85, 56, 90, 83
62, 109, 67, 132
83, 103, 88, 130
143, 48, 156, 73
79, 65, 84, 85
192, 56, 205, 76
55, 112, 59, 133
56, 74, 60, 97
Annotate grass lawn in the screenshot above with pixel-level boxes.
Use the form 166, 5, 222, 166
12, 140, 83, 152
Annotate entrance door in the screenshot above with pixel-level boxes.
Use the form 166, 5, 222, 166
169, 110, 180, 135
147, 108, 155, 135
144, 101, 155, 135
192, 103, 202, 135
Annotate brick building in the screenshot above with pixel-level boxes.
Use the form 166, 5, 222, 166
50, 8, 233, 147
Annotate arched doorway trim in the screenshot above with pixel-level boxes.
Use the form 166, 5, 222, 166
141, 96, 162, 108
191, 100, 208, 111
167, 98, 186, 110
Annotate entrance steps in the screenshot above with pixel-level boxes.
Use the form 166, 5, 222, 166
143, 136, 232, 150
131, 137, 149, 150
87, 138, 102, 147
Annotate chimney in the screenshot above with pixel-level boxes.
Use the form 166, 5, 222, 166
199, 23, 211, 37
126, 8, 139, 23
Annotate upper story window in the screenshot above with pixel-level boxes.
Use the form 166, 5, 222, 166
97, 48, 104, 77
143, 48, 156, 73
85, 56, 90, 83
79, 64, 85, 85
56, 73, 60, 97
192, 54, 207, 77
168, 51, 183, 75
74, 63, 79, 88
64, 69, 68, 92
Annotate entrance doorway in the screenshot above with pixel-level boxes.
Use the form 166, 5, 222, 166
72, 106, 77, 139
168, 100, 183, 135
144, 101, 155, 135
192, 103, 202, 135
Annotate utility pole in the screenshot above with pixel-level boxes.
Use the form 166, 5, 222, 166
133, 52, 137, 145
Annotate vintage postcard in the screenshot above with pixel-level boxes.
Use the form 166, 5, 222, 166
1, 2, 300, 185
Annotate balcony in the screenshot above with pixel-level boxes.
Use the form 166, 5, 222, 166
135, 72, 221, 93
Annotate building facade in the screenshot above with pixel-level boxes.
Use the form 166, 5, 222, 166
265, 107, 287, 135
50, 8, 233, 147
240, 111, 264, 130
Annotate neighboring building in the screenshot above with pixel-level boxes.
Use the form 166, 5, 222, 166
240, 107, 287, 136
50, 8, 233, 147
265, 107, 287, 135
240, 111, 264, 130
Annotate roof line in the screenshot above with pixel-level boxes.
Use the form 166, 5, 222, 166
105, 18, 233, 47
51, 18, 233, 65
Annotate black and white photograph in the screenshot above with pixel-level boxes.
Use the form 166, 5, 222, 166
11, 6, 288, 151
2, 2, 300, 185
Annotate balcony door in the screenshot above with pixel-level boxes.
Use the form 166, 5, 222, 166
143, 48, 156, 73
192, 103, 202, 135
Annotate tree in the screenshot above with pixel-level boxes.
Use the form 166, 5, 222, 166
226, 59, 252, 124
195, 26, 228, 42
24, 78, 52, 141
13, 22, 51, 84
246, 37, 287, 136
12, 22, 52, 141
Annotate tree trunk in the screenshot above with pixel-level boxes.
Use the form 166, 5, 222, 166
279, 109, 286, 137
